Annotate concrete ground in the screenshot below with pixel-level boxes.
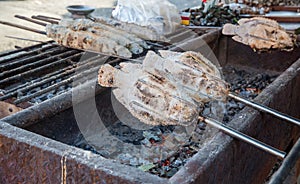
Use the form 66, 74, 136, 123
0, 0, 115, 52
0, 0, 200, 52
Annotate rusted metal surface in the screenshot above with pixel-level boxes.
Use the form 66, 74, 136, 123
170, 57, 300, 184
269, 137, 300, 184
2, 79, 104, 128
0, 29, 299, 183
0, 121, 167, 183
0, 27, 211, 115
225, 36, 300, 73
0, 122, 62, 183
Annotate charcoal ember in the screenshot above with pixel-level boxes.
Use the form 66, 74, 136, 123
223, 67, 277, 123
172, 159, 183, 167
183, 5, 240, 27
143, 131, 162, 142
166, 168, 178, 177
47, 93, 55, 99
108, 123, 144, 145
198, 122, 207, 130
72, 66, 277, 179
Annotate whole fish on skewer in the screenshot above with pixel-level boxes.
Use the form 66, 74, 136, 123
46, 18, 150, 58
97, 50, 297, 158
0, 15, 168, 58
98, 50, 229, 126
222, 17, 295, 51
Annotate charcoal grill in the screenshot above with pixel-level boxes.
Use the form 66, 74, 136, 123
0, 24, 300, 183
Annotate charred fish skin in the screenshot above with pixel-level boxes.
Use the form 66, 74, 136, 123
222, 17, 294, 51
131, 77, 199, 126
46, 17, 158, 58
98, 50, 228, 127
98, 62, 199, 126
143, 50, 228, 103
59, 18, 149, 49
94, 16, 168, 42
46, 24, 133, 58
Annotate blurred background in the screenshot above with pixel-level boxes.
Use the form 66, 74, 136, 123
0, 0, 200, 52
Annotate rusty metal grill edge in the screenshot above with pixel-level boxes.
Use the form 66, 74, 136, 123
0, 29, 299, 183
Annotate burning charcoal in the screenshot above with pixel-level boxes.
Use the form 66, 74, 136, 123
138, 164, 155, 172
201, 107, 211, 117
173, 159, 183, 167
239, 91, 252, 98
141, 139, 152, 147
185, 6, 239, 27
118, 153, 133, 165
198, 122, 206, 130
59, 86, 66, 91
227, 100, 239, 109
47, 93, 54, 99
130, 157, 139, 166
238, 102, 245, 109
223, 116, 230, 122
227, 109, 235, 116
143, 131, 161, 142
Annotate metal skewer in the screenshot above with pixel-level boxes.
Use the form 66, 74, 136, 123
31, 16, 59, 24
229, 93, 300, 127
36, 15, 61, 21
199, 116, 286, 159
1, 15, 299, 129
0, 15, 290, 159
0, 19, 143, 62
0, 20, 46, 35
14, 15, 47, 26
5, 35, 45, 43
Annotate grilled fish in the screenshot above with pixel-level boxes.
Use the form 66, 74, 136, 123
98, 51, 228, 126
222, 17, 294, 51
93, 16, 167, 42
0, 101, 22, 119
46, 18, 151, 58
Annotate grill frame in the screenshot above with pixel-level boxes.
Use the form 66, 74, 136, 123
0, 29, 300, 183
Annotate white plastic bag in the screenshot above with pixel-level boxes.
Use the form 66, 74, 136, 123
112, 0, 181, 35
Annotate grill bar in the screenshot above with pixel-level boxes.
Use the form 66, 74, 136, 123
0, 46, 67, 72
0, 51, 81, 87
0, 69, 73, 101
0, 42, 56, 58
0, 43, 56, 64
5, 35, 45, 43
0, 54, 107, 101
4, 67, 72, 94
0, 49, 78, 84
14, 66, 99, 104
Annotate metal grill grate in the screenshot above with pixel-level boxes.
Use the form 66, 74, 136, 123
0, 41, 110, 104
0, 26, 213, 106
